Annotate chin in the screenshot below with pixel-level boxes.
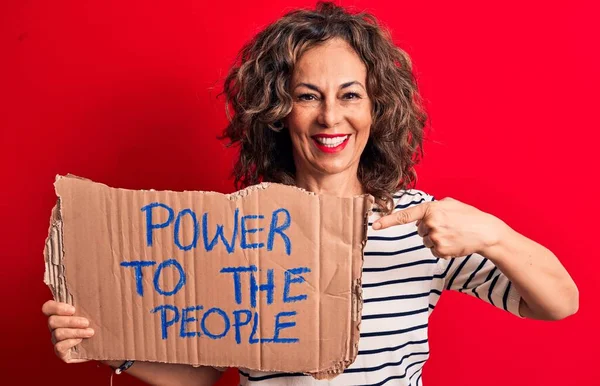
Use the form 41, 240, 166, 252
312, 161, 352, 176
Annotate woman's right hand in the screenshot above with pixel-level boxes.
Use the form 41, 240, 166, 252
42, 300, 95, 363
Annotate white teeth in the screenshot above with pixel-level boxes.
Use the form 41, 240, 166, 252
315, 135, 348, 147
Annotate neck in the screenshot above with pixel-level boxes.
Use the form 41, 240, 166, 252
294, 168, 364, 198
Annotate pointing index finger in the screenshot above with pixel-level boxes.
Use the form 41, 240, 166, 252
373, 202, 429, 230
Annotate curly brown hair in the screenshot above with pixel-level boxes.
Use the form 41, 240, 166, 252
220, 1, 428, 213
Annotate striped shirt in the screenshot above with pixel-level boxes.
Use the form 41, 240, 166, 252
233, 189, 522, 386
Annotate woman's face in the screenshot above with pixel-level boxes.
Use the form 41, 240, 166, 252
285, 37, 372, 179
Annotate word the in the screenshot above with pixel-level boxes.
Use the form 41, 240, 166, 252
221, 265, 311, 307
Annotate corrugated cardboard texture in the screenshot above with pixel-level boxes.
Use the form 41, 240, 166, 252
44, 175, 373, 378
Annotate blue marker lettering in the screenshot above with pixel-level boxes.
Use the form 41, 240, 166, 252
249, 311, 260, 344
119, 260, 156, 296
141, 203, 174, 247
174, 209, 199, 251
151, 304, 179, 340
273, 311, 298, 343
267, 208, 291, 255
220, 265, 257, 305
232, 309, 252, 344
240, 214, 265, 249
153, 259, 186, 296
202, 208, 239, 253
180, 305, 203, 338
249, 268, 274, 308
283, 267, 310, 303
200, 307, 230, 339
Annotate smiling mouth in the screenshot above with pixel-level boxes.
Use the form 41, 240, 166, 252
311, 134, 350, 153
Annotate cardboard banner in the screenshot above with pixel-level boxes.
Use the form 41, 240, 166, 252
44, 175, 373, 378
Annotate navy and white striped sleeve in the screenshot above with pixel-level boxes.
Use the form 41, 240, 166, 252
437, 253, 523, 318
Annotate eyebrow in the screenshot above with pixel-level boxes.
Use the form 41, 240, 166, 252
294, 81, 365, 92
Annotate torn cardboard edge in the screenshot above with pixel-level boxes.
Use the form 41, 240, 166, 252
44, 174, 374, 379
44, 201, 72, 305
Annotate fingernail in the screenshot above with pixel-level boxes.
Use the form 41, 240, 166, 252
79, 318, 89, 327
372, 222, 381, 230
86, 328, 95, 336
66, 305, 75, 313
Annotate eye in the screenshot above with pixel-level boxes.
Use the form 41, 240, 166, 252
343, 92, 361, 100
298, 93, 318, 101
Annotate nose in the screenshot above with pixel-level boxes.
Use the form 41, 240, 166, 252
317, 98, 342, 128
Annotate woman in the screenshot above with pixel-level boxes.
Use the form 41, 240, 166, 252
42, 2, 578, 385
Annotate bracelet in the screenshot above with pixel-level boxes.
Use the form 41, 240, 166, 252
114, 360, 135, 375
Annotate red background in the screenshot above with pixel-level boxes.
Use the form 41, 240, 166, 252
2, 1, 598, 385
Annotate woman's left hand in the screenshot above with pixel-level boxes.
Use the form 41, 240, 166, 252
372, 197, 508, 259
